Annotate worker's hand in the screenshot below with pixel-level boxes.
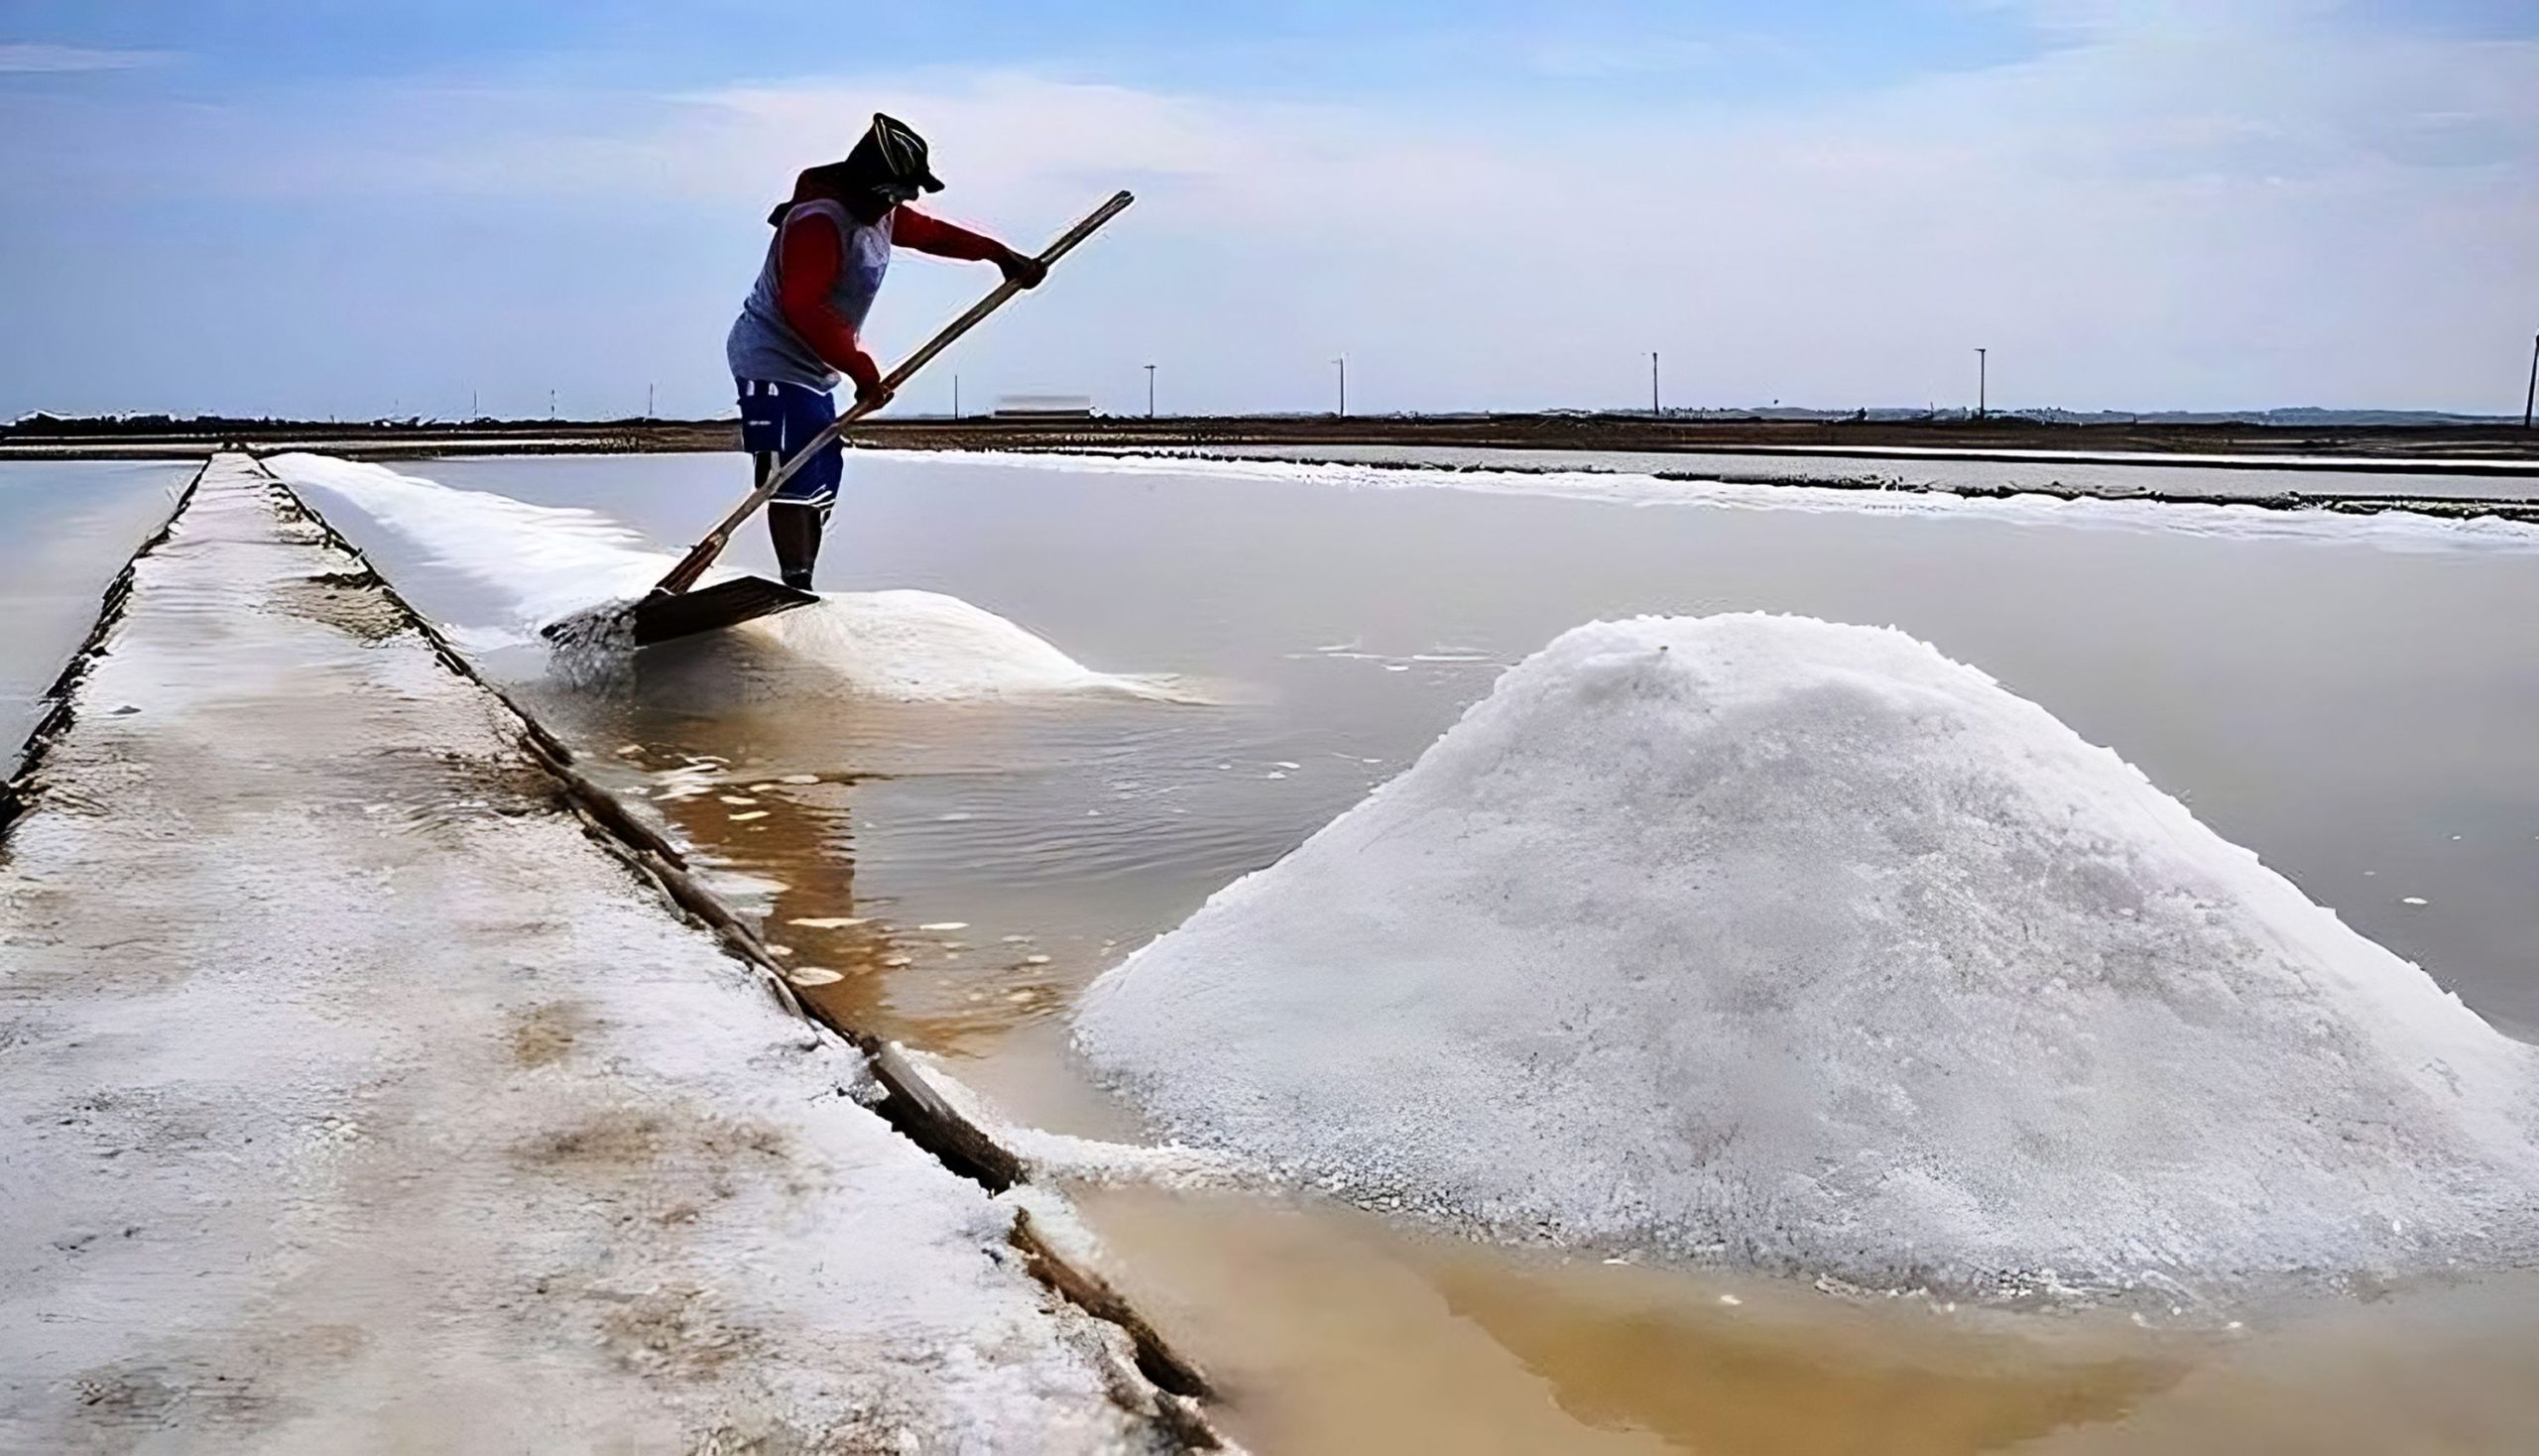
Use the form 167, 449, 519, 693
997, 249, 1047, 289
853, 378, 896, 412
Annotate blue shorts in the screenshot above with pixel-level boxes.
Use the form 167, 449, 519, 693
737, 379, 842, 509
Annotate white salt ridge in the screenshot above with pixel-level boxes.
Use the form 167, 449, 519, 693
1075, 613, 2539, 1302
878, 448, 2539, 554
269, 452, 675, 627
263, 453, 1173, 703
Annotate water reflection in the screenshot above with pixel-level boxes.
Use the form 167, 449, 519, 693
597, 716, 1088, 1053
1078, 1184, 2195, 1456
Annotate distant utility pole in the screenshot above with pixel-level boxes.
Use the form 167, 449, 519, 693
2525, 332, 2537, 429
1334, 356, 1348, 418
1649, 351, 1661, 418
1145, 363, 1157, 418
1976, 347, 1989, 420
470, 388, 478, 420
952, 375, 960, 420
646, 383, 655, 420
548, 389, 557, 422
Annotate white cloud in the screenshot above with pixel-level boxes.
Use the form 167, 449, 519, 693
1, 7, 2531, 416
651, 20, 2530, 412
0, 43, 175, 74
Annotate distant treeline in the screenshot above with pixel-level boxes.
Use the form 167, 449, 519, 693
0, 413, 692, 439
10, 405, 2520, 440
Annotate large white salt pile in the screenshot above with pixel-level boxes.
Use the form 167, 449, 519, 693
1075, 614, 2539, 1298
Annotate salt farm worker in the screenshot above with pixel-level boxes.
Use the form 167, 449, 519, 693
726, 113, 1045, 588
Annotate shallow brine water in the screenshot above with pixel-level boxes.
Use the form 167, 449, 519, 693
279, 446, 2539, 1453
0, 460, 198, 766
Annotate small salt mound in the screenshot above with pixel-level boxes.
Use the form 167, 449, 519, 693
539, 597, 641, 688
1075, 614, 2539, 1300
265, 455, 1174, 703
739, 589, 1153, 702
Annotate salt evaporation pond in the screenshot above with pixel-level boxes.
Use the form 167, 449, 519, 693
256, 446, 2539, 1453
0, 460, 194, 762
1077, 614, 2539, 1301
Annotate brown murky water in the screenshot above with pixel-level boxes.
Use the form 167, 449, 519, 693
285, 448, 2539, 1453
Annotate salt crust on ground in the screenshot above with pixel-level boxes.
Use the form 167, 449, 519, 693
0, 458, 1161, 1451
264, 452, 1158, 701
1076, 613, 2539, 1301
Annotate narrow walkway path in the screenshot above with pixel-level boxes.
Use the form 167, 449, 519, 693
1, 456, 1173, 1452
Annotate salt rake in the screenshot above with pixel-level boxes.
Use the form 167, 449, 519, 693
552, 189, 1135, 650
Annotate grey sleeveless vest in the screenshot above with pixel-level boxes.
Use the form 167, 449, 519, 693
725, 198, 895, 391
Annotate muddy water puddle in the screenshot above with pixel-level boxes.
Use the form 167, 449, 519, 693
286, 448, 2539, 1451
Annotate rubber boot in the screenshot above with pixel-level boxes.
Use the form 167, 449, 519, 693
769, 503, 823, 590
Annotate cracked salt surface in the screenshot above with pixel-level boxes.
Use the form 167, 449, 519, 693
1076, 613, 2539, 1305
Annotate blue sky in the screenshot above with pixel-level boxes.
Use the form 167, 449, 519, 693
3, 1, 2534, 419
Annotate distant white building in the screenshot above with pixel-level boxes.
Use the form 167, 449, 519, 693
993, 394, 1096, 419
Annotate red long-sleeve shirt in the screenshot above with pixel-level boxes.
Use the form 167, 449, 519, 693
777, 206, 1003, 391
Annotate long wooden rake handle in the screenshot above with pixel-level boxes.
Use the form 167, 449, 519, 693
652, 188, 1135, 597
